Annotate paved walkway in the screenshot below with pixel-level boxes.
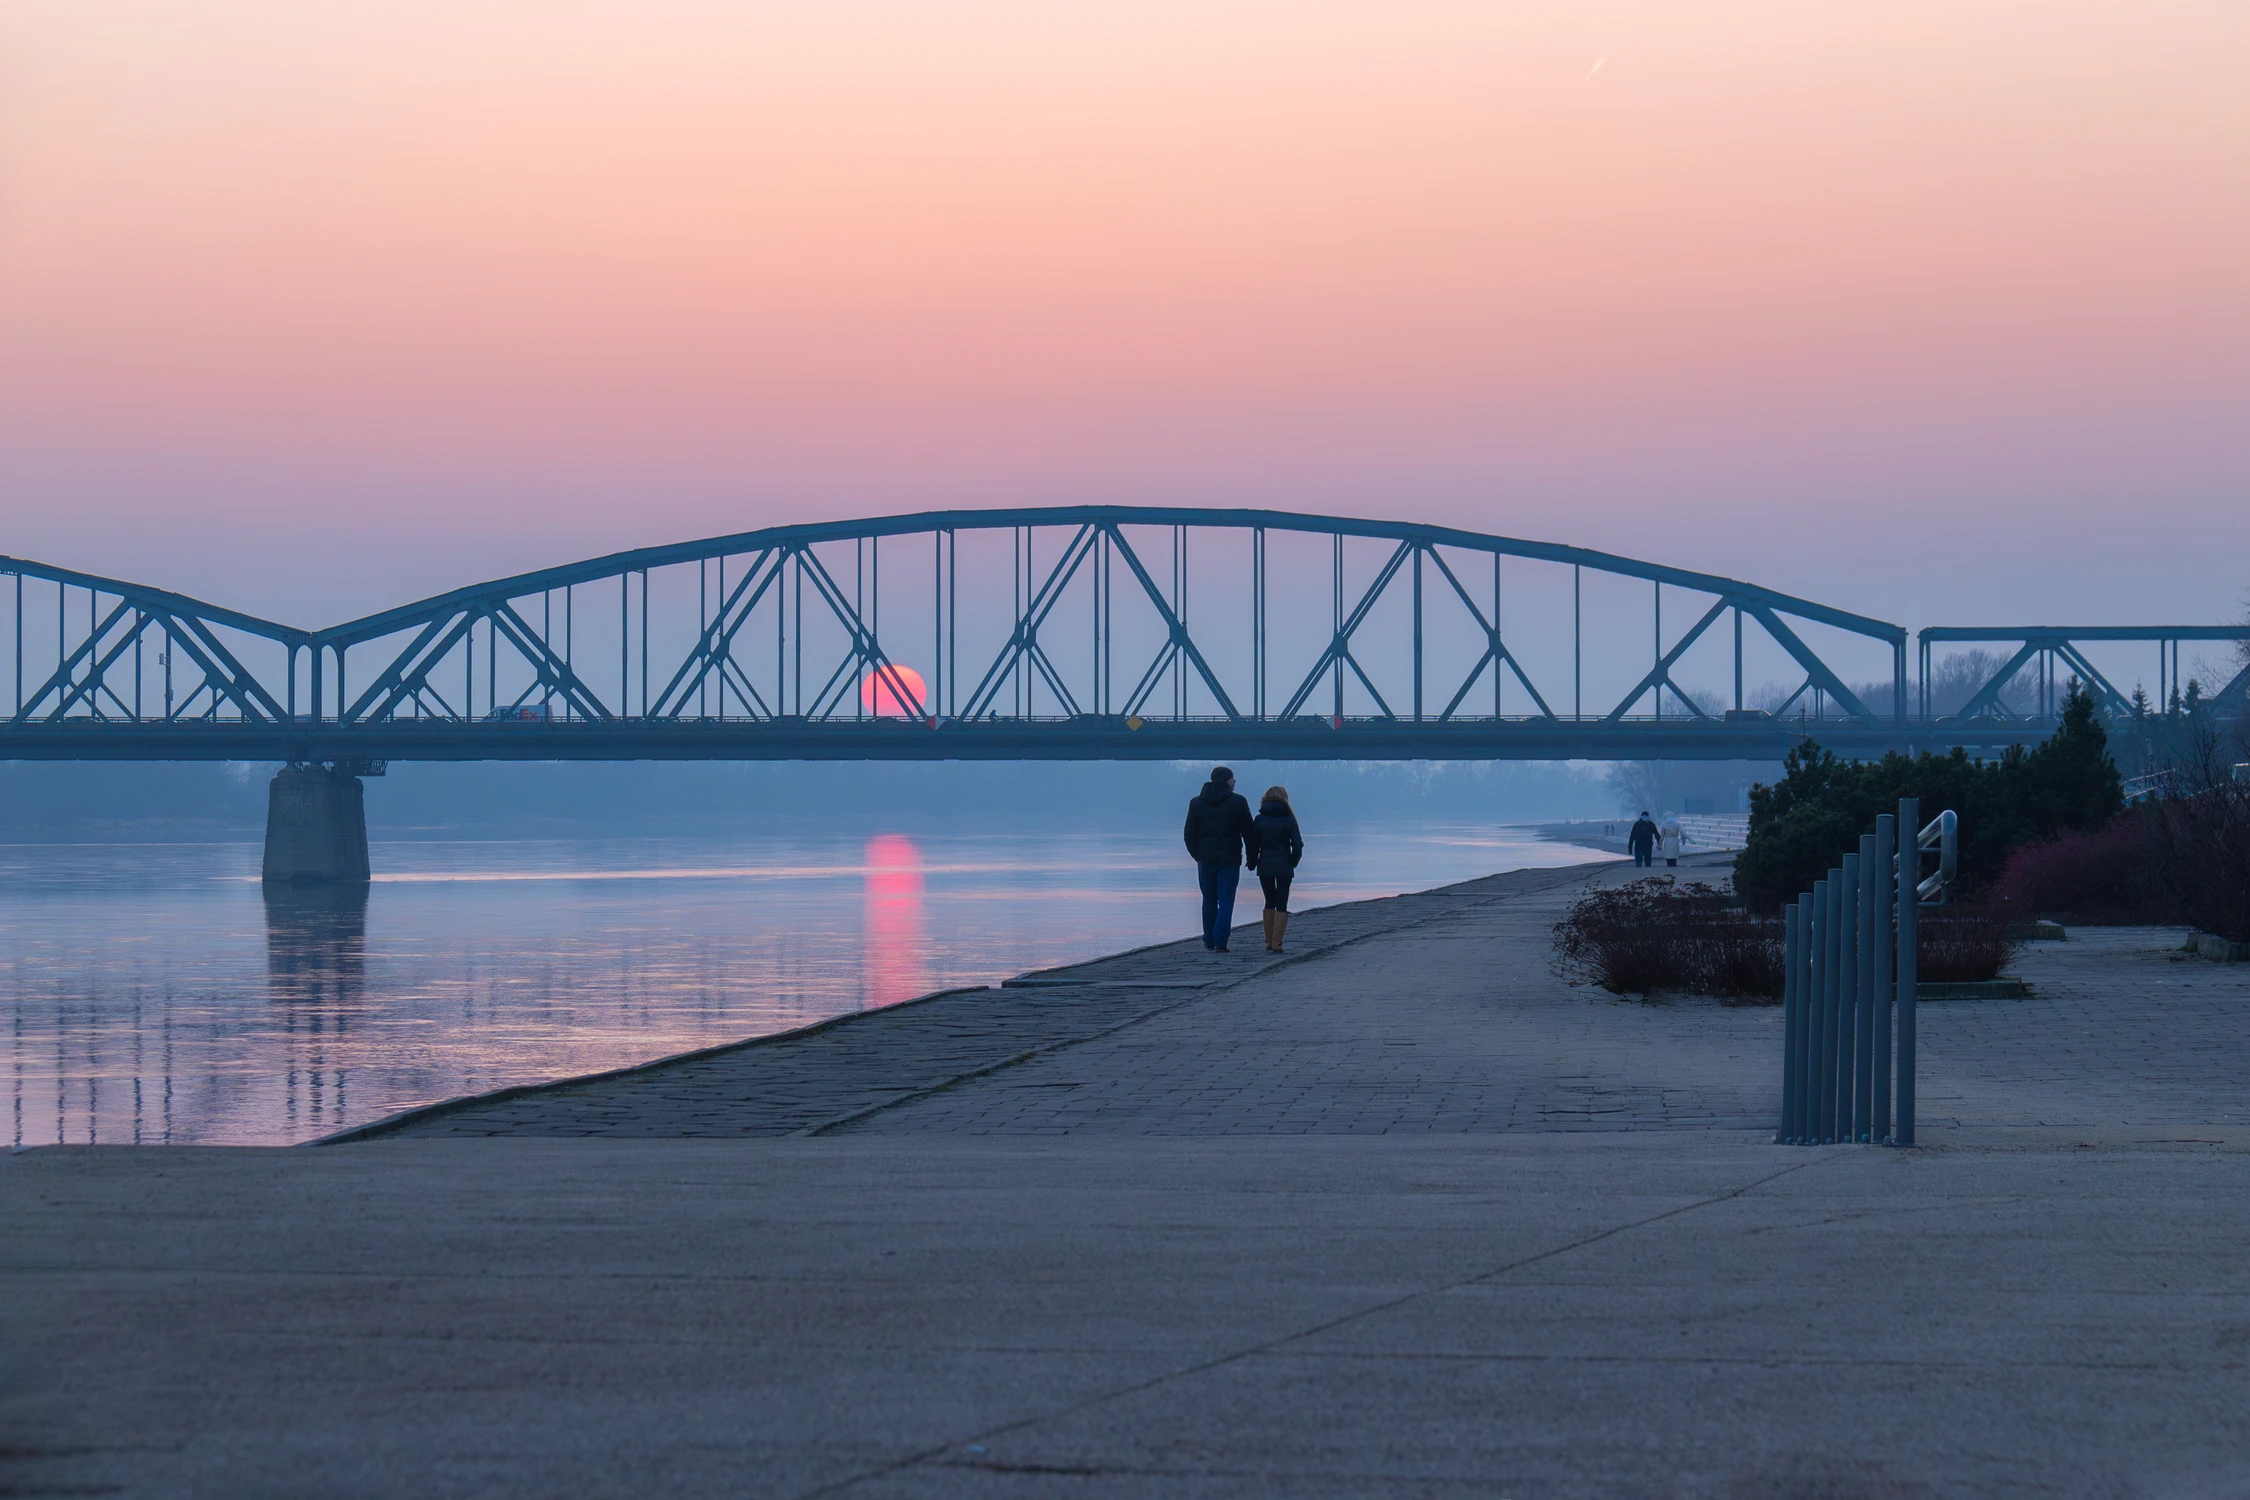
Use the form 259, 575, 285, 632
10, 857, 2250, 1498
360, 856, 2249, 1144
362, 856, 1779, 1140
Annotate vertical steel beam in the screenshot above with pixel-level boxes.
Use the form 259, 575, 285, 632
934, 529, 943, 722
1412, 544, 1423, 723
1573, 565, 1582, 722
1895, 796, 1919, 1146
1253, 527, 1265, 719
1332, 532, 1343, 722
1653, 580, 1662, 724
1734, 607, 1743, 713
1492, 552, 1502, 718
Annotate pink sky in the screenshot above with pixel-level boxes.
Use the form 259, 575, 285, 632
2, 1, 2245, 632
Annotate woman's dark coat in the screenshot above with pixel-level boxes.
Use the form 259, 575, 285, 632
1251, 801, 1302, 875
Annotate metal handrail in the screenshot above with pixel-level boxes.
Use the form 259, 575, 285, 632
1913, 809, 1957, 905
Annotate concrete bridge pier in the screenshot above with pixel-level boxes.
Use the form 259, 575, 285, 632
261, 764, 372, 884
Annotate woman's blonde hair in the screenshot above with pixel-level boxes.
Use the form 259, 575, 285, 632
1262, 785, 1290, 807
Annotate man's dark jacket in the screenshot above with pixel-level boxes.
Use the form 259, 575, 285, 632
1628, 816, 1659, 854
1184, 781, 1257, 866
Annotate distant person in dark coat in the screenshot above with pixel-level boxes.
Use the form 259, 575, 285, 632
1251, 786, 1304, 953
1628, 811, 1659, 868
1183, 766, 1257, 951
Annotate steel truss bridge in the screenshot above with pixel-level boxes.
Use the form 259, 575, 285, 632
5, 507, 2246, 765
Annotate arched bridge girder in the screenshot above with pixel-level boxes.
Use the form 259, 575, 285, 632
34, 506, 2174, 762
299, 507, 1907, 735
1, 555, 305, 728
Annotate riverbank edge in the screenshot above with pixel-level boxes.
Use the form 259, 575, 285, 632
310, 855, 1630, 1147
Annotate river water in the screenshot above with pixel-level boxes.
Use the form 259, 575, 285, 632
2, 822, 1599, 1146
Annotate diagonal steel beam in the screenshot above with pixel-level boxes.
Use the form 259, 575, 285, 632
491, 602, 617, 721
48, 607, 159, 720
15, 595, 136, 721
353, 612, 478, 723
175, 615, 290, 722
956, 526, 1098, 720
1604, 597, 1728, 723
2049, 641, 2131, 716
648, 550, 783, 718
1278, 540, 1412, 719
791, 546, 926, 720
1949, 640, 2041, 721
1425, 548, 1555, 720
1744, 603, 1877, 721
1100, 525, 1241, 721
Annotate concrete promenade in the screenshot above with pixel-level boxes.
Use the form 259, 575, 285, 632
5, 856, 2248, 1498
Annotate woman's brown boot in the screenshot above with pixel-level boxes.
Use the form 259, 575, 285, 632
1272, 910, 1290, 953
1261, 909, 1278, 951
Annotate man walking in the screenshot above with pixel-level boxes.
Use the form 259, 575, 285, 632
1628, 810, 1659, 868
1183, 766, 1257, 951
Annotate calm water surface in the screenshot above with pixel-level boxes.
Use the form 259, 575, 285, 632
3, 821, 1598, 1146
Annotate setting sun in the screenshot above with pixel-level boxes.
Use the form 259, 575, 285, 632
858, 664, 928, 717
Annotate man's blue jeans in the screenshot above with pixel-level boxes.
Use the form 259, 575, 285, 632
1198, 861, 1241, 949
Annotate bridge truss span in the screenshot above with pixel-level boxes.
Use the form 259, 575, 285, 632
3, 506, 2136, 764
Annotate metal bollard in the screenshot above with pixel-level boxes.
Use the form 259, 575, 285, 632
1780, 902, 1801, 1143
1837, 853, 1859, 1141
1854, 833, 1878, 1142
1895, 797, 1919, 1146
1824, 869, 1845, 1142
1795, 890, 1815, 1142
1871, 813, 1895, 1143
1813, 877, 1834, 1142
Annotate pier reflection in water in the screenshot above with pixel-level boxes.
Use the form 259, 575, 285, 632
263, 883, 369, 1140
1, 825, 1598, 1146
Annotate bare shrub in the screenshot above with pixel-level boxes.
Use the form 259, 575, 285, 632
2146, 789, 2250, 944
1553, 879, 1785, 1003
1916, 912, 2025, 983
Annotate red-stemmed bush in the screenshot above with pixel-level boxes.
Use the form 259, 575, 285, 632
1984, 813, 2168, 926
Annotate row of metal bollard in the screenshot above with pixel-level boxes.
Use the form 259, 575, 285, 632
1779, 796, 1921, 1146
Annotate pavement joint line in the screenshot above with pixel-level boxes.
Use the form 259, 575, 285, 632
796, 1151, 1834, 1499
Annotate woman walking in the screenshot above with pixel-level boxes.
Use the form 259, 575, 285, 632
1250, 785, 1304, 952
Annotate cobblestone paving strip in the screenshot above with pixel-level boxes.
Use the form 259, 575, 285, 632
350, 859, 1619, 1140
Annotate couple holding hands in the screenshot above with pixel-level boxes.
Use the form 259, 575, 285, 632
1181, 766, 1305, 954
